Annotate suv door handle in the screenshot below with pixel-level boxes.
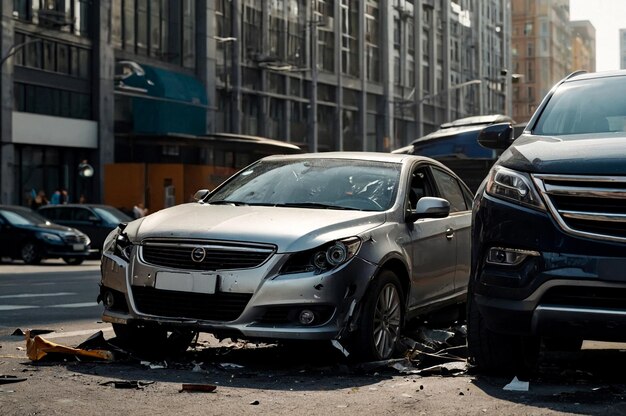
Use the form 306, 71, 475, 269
445, 228, 454, 240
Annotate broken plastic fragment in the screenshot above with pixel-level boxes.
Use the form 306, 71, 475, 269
25, 331, 113, 362
503, 376, 529, 392
331, 340, 350, 357
0, 375, 27, 385
100, 380, 154, 390
179, 383, 217, 393
218, 363, 244, 370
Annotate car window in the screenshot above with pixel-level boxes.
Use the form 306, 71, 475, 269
431, 168, 468, 212
0, 209, 48, 225
93, 207, 132, 224
407, 167, 435, 210
73, 208, 93, 221
40, 207, 58, 220
534, 76, 626, 136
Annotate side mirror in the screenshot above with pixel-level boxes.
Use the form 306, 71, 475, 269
88, 215, 101, 223
477, 123, 514, 150
194, 189, 210, 202
406, 197, 450, 222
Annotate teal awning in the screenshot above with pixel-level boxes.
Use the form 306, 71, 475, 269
120, 63, 208, 136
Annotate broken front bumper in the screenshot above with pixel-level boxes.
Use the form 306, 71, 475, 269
99, 249, 377, 341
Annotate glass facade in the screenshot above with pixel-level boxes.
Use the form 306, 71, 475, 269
111, 0, 196, 69
13, 0, 91, 37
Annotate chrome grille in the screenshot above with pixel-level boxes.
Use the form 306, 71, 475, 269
140, 239, 276, 271
533, 174, 626, 242
63, 234, 88, 244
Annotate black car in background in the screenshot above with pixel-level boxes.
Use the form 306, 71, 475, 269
38, 204, 132, 254
468, 70, 626, 374
392, 115, 526, 192
0, 205, 90, 265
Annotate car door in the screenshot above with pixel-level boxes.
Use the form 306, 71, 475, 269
406, 164, 458, 309
430, 167, 472, 293
70, 207, 101, 246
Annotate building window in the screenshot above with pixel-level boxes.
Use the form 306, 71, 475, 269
14, 82, 91, 119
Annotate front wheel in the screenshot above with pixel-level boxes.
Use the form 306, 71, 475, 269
352, 270, 404, 361
467, 293, 539, 375
21, 242, 42, 265
112, 323, 197, 356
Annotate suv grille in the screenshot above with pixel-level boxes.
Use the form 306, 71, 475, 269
534, 174, 626, 242
132, 286, 251, 321
140, 239, 275, 271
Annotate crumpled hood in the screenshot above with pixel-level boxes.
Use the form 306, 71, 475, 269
499, 134, 626, 175
127, 203, 386, 252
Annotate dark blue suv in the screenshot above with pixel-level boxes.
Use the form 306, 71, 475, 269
468, 70, 626, 373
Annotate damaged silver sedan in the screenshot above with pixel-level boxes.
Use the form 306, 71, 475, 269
98, 152, 472, 360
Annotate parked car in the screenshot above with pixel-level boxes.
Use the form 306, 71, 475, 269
0, 205, 90, 265
38, 204, 132, 254
392, 115, 526, 192
98, 152, 473, 359
468, 70, 626, 374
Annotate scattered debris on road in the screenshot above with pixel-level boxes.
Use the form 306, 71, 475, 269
503, 376, 530, 392
100, 380, 155, 390
25, 330, 113, 362
179, 383, 217, 393
0, 375, 27, 384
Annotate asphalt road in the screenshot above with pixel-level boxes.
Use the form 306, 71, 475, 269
3, 260, 626, 415
0, 259, 102, 335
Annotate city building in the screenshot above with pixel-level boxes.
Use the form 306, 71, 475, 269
511, 0, 598, 124
619, 29, 626, 69
0, 0, 512, 210
511, 0, 573, 123
570, 20, 595, 73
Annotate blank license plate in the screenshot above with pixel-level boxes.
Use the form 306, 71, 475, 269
73, 244, 85, 251
155, 272, 217, 294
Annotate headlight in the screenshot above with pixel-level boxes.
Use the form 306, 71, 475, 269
103, 224, 132, 261
37, 232, 63, 243
281, 237, 362, 275
485, 166, 545, 210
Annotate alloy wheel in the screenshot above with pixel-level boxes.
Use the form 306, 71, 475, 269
372, 283, 402, 359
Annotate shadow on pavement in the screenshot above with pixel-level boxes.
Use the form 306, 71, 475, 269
472, 348, 626, 415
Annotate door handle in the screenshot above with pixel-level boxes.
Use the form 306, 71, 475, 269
445, 228, 454, 240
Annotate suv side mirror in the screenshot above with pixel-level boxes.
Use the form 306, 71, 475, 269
406, 197, 450, 222
194, 189, 210, 202
477, 123, 514, 150
88, 215, 101, 223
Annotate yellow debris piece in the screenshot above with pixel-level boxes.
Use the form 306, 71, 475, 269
25, 330, 114, 362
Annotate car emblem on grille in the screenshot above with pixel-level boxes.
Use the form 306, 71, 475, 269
191, 247, 206, 263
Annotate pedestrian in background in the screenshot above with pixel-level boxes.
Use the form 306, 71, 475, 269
30, 190, 49, 209
51, 187, 69, 204
133, 202, 148, 219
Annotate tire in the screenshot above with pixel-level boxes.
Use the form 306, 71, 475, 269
467, 292, 540, 375
352, 270, 404, 361
63, 257, 84, 265
112, 323, 196, 355
21, 242, 42, 265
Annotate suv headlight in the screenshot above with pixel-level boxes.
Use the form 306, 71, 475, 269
486, 166, 545, 210
280, 237, 362, 275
